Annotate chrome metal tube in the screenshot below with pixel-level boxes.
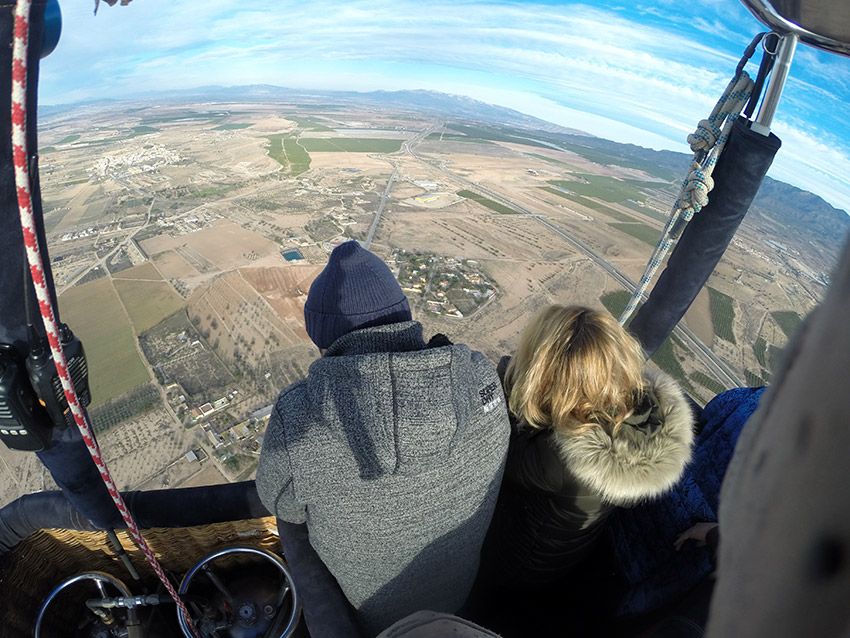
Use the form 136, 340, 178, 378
752, 33, 799, 134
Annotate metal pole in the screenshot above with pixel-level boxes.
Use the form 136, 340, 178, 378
752, 32, 798, 135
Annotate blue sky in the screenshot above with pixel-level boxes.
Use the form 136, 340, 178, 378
40, 0, 850, 211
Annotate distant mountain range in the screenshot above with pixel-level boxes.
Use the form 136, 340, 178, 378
45, 84, 585, 135
540, 133, 849, 255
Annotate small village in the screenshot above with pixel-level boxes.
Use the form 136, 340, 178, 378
392, 249, 497, 318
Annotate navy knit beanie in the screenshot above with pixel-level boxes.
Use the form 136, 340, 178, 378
304, 241, 412, 349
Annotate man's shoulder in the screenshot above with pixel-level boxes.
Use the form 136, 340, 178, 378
267, 379, 311, 428
277, 378, 309, 402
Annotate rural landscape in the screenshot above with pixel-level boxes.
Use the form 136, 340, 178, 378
1, 88, 846, 506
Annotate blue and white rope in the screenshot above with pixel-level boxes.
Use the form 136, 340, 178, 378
618, 71, 755, 326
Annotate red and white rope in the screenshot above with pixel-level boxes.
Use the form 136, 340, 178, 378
10, 2, 199, 635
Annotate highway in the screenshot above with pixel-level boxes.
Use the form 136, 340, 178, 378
363, 124, 440, 249
364, 168, 396, 249
406, 136, 744, 388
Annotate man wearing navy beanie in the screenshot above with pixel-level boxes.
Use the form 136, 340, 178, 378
303, 240, 412, 350
257, 241, 510, 636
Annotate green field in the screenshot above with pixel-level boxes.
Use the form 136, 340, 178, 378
766, 343, 783, 372
622, 199, 671, 223
771, 310, 803, 339
752, 335, 782, 373
542, 188, 641, 223
267, 135, 287, 166
213, 123, 253, 130
58, 134, 80, 144
266, 135, 311, 175
139, 111, 233, 125
600, 290, 631, 317
67, 127, 158, 146
114, 279, 185, 333
526, 152, 570, 166
284, 137, 311, 175
299, 138, 403, 153
426, 132, 494, 144
191, 183, 240, 199
753, 336, 769, 368
445, 123, 551, 149
59, 278, 150, 406
610, 222, 661, 247
652, 336, 689, 388
708, 287, 737, 344
287, 116, 334, 132
691, 371, 726, 395
57, 177, 89, 186
744, 369, 767, 387
457, 190, 520, 215
129, 125, 159, 137
548, 173, 657, 203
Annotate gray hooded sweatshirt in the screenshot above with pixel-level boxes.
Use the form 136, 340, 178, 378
256, 321, 510, 635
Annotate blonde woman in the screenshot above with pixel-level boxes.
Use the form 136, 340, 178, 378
479, 305, 695, 595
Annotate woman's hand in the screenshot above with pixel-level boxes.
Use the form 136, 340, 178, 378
674, 522, 719, 551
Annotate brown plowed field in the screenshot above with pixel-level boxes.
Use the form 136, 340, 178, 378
240, 265, 322, 339
141, 220, 278, 271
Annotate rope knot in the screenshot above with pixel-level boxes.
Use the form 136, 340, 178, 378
687, 119, 722, 152
681, 163, 714, 212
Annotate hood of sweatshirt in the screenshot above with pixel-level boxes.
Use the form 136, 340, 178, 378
552, 369, 695, 505
305, 321, 502, 478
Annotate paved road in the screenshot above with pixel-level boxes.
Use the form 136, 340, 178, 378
362, 124, 440, 249
407, 144, 743, 388
364, 168, 397, 249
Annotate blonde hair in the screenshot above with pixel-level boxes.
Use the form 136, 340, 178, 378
505, 305, 646, 434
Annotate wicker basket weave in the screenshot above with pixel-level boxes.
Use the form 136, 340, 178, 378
0, 517, 280, 637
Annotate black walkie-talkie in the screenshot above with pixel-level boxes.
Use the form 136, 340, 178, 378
0, 345, 55, 451
26, 323, 91, 429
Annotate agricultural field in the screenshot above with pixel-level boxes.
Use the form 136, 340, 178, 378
541, 188, 637, 222
285, 137, 311, 175
265, 134, 311, 175
114, 278, 186, 333
140, 310, 235, 402
708, 287, 737, 344
690, 371, 727, 395
113, 261, 160, 280
299, 138, 403, 153
752, 335, 784, 381
600, 290, 631, 317
610, 222, 661, 247
58, 277, 150, 406
771, 310, 803, 339
548, 174, 660, 203
426, 132, 494, 144
525, 152, 569, 166
286, 115, 334, 131
214, 123, 253, 130
0, 94, 832, 508
457, 190, 521, 215
443, 122, 550, 148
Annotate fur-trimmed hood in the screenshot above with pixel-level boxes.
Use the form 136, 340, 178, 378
553, 370, 695, 506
